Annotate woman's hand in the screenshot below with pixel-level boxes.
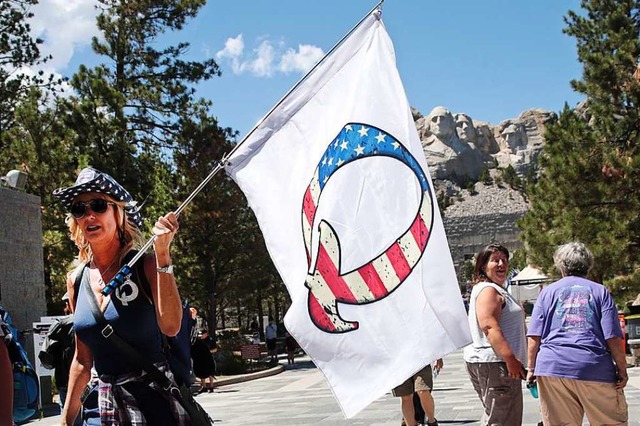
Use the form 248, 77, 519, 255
434, 358, 443, 373
505, 354, 526, 380
152, 212, 179, 254
525, 368, 535, 384
616, 368, 628, 389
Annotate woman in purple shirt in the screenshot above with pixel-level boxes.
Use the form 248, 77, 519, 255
527, 242, 628, 425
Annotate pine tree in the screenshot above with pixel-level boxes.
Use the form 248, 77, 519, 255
0, 0, 59, 138
520, 0, 640, 290
65, 0, 220, 203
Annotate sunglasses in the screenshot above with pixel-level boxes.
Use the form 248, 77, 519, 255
70, 199, 115, 219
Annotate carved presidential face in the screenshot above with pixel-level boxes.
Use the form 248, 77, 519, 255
428, 106, 455, 140
501, 124, 525, 151
455, 113, 476, 142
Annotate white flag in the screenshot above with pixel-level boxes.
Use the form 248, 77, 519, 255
226, 11, 471, 418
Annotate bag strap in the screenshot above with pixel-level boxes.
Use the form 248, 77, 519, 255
77, 257, 210, 423
80, 278, 174, 391
73, 263, 89, 307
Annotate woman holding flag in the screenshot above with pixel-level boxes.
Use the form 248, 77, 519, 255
53, 167, 188, 425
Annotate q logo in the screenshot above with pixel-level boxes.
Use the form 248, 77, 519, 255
115, 278, 139, 306
302, 123, 434, 333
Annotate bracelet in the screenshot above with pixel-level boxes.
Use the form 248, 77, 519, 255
157, 264, 174, 274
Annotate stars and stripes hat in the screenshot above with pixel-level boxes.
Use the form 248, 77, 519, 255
53, 167, 143, 228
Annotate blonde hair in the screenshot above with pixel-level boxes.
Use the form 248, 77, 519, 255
65, 194, 144, 265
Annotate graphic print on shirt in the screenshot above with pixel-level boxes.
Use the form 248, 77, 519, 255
302, 123, 434, 334
115, 278, 140, 306
554, 285, 594, 332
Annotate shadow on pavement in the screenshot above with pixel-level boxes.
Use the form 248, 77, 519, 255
284, 359, 317, 371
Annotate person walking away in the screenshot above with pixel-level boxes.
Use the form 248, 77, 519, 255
53, 167, 186, 425
265, 319, 278, 362
192, 330, 217, 393
284, 331, 297, 365
393, 359, 442, 426
464, 243, 527, 425
527, 242, 628, 425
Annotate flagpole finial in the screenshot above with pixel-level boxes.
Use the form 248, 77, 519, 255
372, 0, 384, 20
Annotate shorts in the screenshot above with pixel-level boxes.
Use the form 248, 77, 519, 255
538, 375, 628, 425
392, 365, 433, 397
266, 338, 277, 350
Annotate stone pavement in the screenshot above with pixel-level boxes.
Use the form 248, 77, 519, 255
27, 349, 640, 425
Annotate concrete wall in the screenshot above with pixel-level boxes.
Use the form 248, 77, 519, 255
0, 186, 47, 363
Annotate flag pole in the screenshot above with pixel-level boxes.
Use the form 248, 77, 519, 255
102, 0, 385, 296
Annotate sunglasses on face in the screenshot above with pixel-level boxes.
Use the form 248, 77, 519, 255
70, 198, 115, 219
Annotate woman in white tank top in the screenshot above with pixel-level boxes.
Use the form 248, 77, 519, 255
463, 243, 527, 426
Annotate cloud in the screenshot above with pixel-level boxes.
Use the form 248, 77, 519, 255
217, 34, 245, 59
243, 40, 275, 77
216, 35, 324, 77
29, 0, 101, 72
279, 44, 324, 74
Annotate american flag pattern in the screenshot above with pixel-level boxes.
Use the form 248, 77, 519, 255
302, 123, 434, 333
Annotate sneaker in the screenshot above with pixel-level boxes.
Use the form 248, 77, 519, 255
426, 420, 438, 426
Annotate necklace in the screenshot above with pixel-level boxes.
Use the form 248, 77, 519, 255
90, 255, 119, 288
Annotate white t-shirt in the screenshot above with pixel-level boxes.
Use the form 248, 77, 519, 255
265, 324, 277, 340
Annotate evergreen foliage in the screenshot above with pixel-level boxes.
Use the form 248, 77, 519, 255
479, 166, 492, 185
520, 0, 640, 295
0, 0, 60, 138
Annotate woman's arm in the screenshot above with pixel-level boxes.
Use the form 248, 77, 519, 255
606, 337, 628, 389
476, 286, 525, 379
145, 211, 182, 337
61, 333, 92, 425
526, 336, 540, 383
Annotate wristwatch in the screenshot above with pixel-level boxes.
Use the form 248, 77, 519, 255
157, 264, 174, 274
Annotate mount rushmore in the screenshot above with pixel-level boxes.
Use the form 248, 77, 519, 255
414, 105, 556, 185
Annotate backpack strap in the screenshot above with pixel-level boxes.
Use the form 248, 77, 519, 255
80, 277, 210, 424
73, 263, 90, 308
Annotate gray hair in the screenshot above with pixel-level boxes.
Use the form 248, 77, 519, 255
553, 242, 594, 277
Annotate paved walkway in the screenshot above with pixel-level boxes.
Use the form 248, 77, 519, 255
27, 349, 640, 425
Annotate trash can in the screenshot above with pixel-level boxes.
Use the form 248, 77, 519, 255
626, 314, 640, 339
626, 314, 640, 366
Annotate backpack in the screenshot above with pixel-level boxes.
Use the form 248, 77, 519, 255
164, 300, 196, 386
74, 251, 196, 387
38, 315, 74, 371
0, 305, 40, 424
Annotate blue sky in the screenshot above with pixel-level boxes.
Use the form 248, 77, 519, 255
32, 0, 585, 139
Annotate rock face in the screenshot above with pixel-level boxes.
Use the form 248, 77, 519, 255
443, 181, 530, 277
416, 106, 557, 181
415, 106, 490, 184
413, 106, 556, 281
